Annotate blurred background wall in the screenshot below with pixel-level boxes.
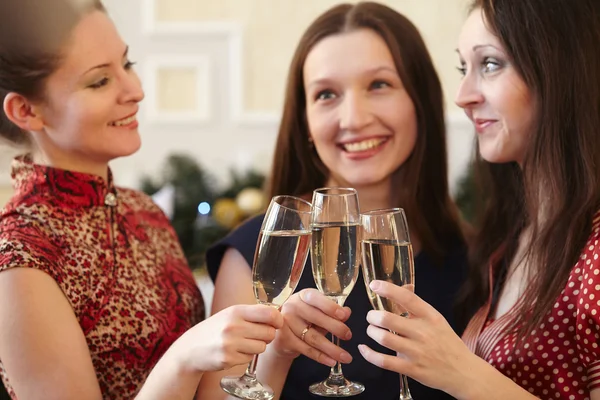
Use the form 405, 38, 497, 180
0, 0, 473, 207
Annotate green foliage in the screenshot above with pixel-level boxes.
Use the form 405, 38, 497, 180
219, 169, 265, 198
141, 153, 265, 268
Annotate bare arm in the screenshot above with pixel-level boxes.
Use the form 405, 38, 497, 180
359, 281, 538, 400
458, 356, 538, 400
361, 344, 539, 400
0, 268, 103, 400
0, 266, 283, 400
135, 346, 203, 400
137, 301, 282, 400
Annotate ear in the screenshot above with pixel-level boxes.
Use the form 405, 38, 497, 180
3, 92, 45, 131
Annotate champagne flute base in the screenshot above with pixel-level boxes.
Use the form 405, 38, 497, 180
220, 374, 274, 400
309, 374, 365, 397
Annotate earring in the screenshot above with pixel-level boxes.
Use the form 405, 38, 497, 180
308, 136, 314, 148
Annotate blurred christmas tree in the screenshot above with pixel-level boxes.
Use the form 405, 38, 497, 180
141, 153, 266, 269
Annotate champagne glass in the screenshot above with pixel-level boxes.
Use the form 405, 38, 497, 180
309, 187, 365, 397
220, 195, 312, 400
360, 208, 414, 400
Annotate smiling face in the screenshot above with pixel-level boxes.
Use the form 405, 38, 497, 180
32, 10, 144, 174
303, 28, 418, 189
455, 8, 534, 165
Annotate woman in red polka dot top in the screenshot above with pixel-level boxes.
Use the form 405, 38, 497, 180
356, 0, 600, 399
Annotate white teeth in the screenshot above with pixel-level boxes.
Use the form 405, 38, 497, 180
110, 115, 136, 127
343, 138, 386, 153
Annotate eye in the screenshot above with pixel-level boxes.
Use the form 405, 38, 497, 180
124, 60, 137, 70
456, 63, 467, 76
482, 57, 502, 73
89, 77, 109, 89
315, 89, 336, 101
370, 80, 391, 90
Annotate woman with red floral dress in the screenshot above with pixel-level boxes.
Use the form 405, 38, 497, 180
0, 1, 285, 399
357, 0, 600, 399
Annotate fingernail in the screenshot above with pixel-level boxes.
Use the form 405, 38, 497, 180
369, 281, 381, 291
300, 291, 310, 302
325, 357, 336, 367
344, 330, 352, 340
357, 345, 366, 355
335, 308, 346, 319
340, 352, 353, 364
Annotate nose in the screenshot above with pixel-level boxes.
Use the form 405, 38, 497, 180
339, 91, 374, 132
119, 69, 145, 104
455, 73, 484, 110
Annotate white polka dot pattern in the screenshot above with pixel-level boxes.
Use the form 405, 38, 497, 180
463, 212, 600, 400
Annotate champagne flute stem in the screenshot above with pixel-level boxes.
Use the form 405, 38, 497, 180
329, 297, 346, 380
244, 354, 260, 379
391, 329, 412, 399
331, 334, 343, 376
243, 304, 281, 379
399, 373, 412, 399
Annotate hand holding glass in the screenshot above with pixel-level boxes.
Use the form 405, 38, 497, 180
309, 187, 364, 397
361, 208, 415, 400
220, 195, 312, 400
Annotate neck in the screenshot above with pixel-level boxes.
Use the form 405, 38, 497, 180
31, 149, 109, 181
325, 176, 393, 213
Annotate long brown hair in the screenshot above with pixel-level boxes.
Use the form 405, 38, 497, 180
267, 1, 465, 262
460, 0, 600, 339
0, 0, 106, 147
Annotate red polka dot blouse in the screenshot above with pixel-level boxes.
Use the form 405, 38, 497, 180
463, 212, 600, 400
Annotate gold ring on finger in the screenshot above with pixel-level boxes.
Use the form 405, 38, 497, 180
301, 323, 313, 342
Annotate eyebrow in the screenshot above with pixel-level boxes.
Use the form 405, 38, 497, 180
82, 46, 129, 76
455, 43, 503, 57
472, 44, 501, 52
306, 65, 398, 88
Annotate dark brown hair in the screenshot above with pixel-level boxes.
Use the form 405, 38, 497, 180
0, 0, 106, 147
460, 0, 600, 339
266, 1, 465, 262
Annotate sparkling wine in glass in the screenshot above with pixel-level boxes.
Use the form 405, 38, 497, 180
361, 208, 414, 400
309, 187, 365, 397
220, 195, 312, 400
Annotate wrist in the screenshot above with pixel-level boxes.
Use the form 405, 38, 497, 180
264, 344, 297, 365
136, 340, 204, 400
453, 353, 493, 400
166, 334, 204, 377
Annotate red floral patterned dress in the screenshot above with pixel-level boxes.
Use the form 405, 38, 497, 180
0, 156, 204, 399
463, 211, 600, 400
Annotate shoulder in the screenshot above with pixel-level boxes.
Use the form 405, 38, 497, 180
116, 187, 172, 225
568, 211, 600, 322
0, 211, 57, 246
231, 213, 265, 238
116, 187, 162, 211
0, 212, 60, 274
567, 211, 600, 371
577, 212, 600, 276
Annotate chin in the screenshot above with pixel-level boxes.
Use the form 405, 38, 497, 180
110, 140, 142, 159
341, 174, 389, 189
477, 135, 522, 164
478, 150, 517, 164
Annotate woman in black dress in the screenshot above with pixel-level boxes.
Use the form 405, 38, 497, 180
199, 2, 470, 399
